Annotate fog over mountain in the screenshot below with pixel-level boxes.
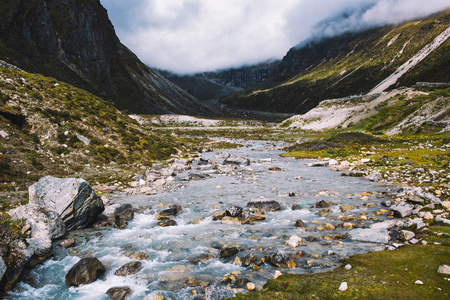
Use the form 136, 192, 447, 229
101, 0, 450, 74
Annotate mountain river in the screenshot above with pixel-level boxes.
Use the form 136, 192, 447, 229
8, 140, 395, 299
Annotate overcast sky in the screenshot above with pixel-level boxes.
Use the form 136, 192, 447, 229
100, 0, 449, 74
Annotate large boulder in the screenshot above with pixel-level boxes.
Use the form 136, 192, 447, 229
247, 199, 281, 212
65, 257, 106, 287
10, 204, 65, 243
29, 176, 104, 230
10, 204, 66, 266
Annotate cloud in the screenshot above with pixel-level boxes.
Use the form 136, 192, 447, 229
100, 0, 450, 74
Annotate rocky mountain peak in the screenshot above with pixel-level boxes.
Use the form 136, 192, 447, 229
0, 0, 212, 115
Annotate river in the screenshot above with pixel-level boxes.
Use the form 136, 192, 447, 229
8, 140, 394, 299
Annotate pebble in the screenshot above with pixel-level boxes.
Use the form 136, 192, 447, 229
340, 205, 354, 212
315, 225, 326, 231
324, 223, 336, 230
422, 212, 434, 220
59, 238, 75, 248
415, 280, 423, 285
246, 282, 256, 291
141, 295, 164, 300
285, 235, 302, 248
343, 222, 353, 229
338, 282, 348, 291
221, 216, 241, 224
273, 270, 282, 279
345, 264, 352, 270
399, 230, 415, 241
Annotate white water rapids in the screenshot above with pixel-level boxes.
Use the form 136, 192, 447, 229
8, 140, 395, 299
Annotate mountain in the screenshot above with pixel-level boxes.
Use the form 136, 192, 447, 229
0, 0, 212, 115
159, 60, 295, 121
160, 60, 280, 102
221, 10, 450, 114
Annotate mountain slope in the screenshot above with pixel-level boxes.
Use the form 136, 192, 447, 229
222, 10, 450, 114
0, 63, 191, 197
280, 86, 450, 135
0, 0, 212, 115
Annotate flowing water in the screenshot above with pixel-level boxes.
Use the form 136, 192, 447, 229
9, 140, 394, 299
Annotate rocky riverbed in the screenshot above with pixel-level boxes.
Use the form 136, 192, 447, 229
4, 139, 449, 300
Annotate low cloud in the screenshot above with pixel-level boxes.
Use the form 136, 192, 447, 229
101, 0, 450, 74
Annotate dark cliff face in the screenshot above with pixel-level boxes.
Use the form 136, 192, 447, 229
201, 61, 281, 90
161, 61, 280, 103
0, 0, 211, 115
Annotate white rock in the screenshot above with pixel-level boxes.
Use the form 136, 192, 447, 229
338, 282, 348, 291
404, 218, 427, 229
0, 130, 9, 138
435, 217, 450, 225
441, 201, 450, 210
260, 158, 272, 163
422, 212, 434, 220
75, 134, 92, 146
438, 265, 450, 275
415, 280, 423, 285
328, 159, 339, 166
345, 264, 352, 270
28, 176, 104, 230
365, 172, 382, 182
285, 235, 302, 248
10, 204, 66, 257
399, 230, 415, 241
369, 220, 401, 229
130, 181, 139, 187
153, 179, 166, 186
273, 270, 283, 279
347, 228, 390, 244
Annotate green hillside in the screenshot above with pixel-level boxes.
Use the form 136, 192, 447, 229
222, 10, 450, 113
0, 65, 190, 203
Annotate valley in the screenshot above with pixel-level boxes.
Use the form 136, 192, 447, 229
0, 2, 449, 299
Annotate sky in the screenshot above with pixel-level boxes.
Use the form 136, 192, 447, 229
100, 0, 450, 74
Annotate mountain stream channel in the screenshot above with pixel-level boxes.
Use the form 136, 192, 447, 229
9, 139, 398, 299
